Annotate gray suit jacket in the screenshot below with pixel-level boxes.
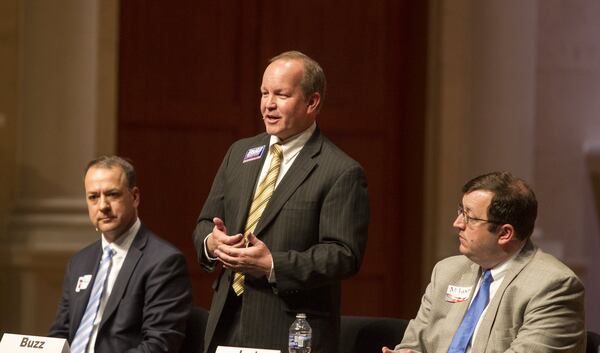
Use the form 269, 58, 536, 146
397, 240, 586, 353
193, 128, 369, 353
49, 224, 193, 353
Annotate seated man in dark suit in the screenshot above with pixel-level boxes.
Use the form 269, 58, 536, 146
49, 156, 193, 353
384, 172, 585, 353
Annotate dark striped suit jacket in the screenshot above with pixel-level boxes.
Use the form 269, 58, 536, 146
193, 127, 370, 353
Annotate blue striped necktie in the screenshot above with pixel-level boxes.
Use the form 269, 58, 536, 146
70, 245, 115, 353
447, 269, 494, 353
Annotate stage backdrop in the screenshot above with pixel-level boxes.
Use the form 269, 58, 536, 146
118, 0, 428, 319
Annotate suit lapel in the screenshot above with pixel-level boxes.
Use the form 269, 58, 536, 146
99, 226, 147, 328
71, 244, 103, 339
441, 263, 481, 349
253, 129, 321, 236
471, 240, 537, 352
233, 136, 270, 233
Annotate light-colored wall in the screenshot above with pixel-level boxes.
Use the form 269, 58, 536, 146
0, 0, 117, 335
535, 0, 600, 332
426, 0, 537, 267
427, 0, 600, 332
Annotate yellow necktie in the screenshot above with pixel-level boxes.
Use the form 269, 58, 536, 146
232, 143, 283, 295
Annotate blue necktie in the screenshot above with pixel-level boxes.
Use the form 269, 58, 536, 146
70, 246, 115, 353
447, 270, 494, 353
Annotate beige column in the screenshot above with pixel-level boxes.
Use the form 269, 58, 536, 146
425, 0, 538, 276
0, 0, 117, 335
535, 0, 600, 331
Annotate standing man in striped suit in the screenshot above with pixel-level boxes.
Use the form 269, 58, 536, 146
193, 51, 370, 353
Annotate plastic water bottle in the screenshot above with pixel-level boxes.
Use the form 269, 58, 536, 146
288, 313, 312, 353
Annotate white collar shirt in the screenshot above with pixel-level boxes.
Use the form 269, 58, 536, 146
257, 122, 316, 189
87, 218, 140, 353
467, 243, 525, 352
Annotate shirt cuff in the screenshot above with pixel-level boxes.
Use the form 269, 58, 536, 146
203, 233, 218, 262
267, 258, 276, 283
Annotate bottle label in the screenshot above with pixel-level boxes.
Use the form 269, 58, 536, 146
289, 334, 310, 348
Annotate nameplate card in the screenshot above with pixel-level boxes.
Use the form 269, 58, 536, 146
216, 345, 280, 353
0, 333, 69, 353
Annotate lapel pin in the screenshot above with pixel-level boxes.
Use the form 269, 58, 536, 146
243, 145, 266, 163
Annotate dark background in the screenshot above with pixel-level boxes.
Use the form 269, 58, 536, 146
118, 0, 428, 319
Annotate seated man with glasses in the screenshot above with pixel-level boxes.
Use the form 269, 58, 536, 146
383, 171, 585, 353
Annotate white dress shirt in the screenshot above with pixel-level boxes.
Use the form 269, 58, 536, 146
467, 244, 525, 353
257, 122, 316, 190
86, 218, 140, 353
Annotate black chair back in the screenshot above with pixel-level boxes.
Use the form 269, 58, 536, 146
340, 316, 408, 353
588, 330, 600, 353
180, 306, 209, 353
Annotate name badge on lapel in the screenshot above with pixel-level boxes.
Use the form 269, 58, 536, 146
445, 285, 472, 303
243, 145, 266, 163
75, 274, 92, 292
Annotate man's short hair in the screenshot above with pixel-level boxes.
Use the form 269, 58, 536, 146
269, 50, 327, 111
462, 171, 537, 239
85, 155, 137, 189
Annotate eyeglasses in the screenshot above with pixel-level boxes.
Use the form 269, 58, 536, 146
456, 206, 503, 225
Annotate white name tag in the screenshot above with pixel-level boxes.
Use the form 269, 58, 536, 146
216, 345, 280, 353
75, 274, 92, 292
0, 333, 69, 353
445, 285, 472, 303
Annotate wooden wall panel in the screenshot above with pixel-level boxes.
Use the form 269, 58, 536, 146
119, 0, 428, 318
